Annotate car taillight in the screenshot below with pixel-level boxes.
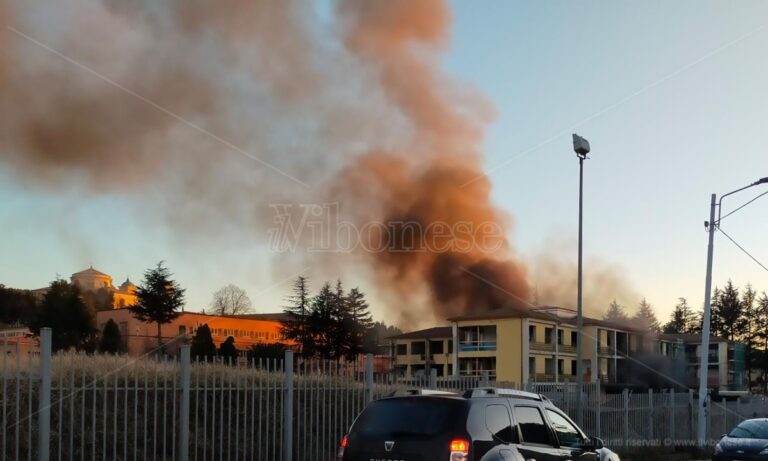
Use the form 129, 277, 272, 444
337, 434, 349, 460
449, 438, 469, 461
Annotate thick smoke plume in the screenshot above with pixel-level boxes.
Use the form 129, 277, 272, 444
2, 0, 531, 324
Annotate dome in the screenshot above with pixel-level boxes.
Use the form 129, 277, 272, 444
119, 277, 137, 293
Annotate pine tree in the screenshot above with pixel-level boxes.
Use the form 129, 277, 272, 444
663, 298, 696, 334
741, 284, 758, 374
604, 299, 629, 324
218, 336, 238, 364
98, 319, 123, 354
190, 324, 217, 360
754, 292, 768, 391
307, 282, 336, 360
709, 287, 724, 337
346, 287, 373, 357
129, 262, 185, 350
29, 279, 97, 352
280, 276, 313, 356
716, 281, 743, 341
633, 298, 661, 333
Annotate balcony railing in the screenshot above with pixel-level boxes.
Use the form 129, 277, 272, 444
530, 342, 554, 352
598, 346, 613, 355
534, 373, 556, 382
559, 344, 576, 354
459, 341, 497, 352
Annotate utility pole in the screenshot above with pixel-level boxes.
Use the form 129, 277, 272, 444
572, 134, 590, 426
697, 193, 716, 447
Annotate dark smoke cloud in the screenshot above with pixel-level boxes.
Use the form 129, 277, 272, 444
1, 0, 560, 325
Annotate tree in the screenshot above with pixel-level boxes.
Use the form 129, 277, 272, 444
714, 280, 743, 341
129, 262, 185, 350
307, 282, 337, 360
98, 319, 122, 354
210, 284, 252, 316
603, 299, 630, 325
81, 287, 114, 312
633, 298, 661, 333
363, 321, 403, 354
29, 279, 96, 352
0, 284, 37, 327
741, 284, 759, 374
345, 287, 373, 358
190, 324, 217, 360
219, 336, 238, 363
709, 287, 724, 337
663, 298, 697, 334
755, 292, 768, 392
281, 276, 314, 356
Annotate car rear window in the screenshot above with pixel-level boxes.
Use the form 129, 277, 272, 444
729, 420, 768, 439
352, 397, 466, 437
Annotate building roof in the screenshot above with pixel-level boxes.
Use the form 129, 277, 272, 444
388, 326, 452, 341
71, 266, 110, 278
658, 333, 729, 344
234, 312, 291, 323
447, 306, 644, 332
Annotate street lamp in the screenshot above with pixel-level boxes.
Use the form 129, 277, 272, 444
572, 133, 590, 426
698, 176, 768, 447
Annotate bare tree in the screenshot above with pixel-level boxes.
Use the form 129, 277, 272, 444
210, 284, 252, 316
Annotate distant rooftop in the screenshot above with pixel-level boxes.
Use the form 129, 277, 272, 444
658, 333, 729, 344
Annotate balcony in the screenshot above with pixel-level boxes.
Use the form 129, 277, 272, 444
530, 342, 554, 352
559, 344, 576, 354
534, 373, 556, 382
598, 346, 613, 355
459, 341, 497, 352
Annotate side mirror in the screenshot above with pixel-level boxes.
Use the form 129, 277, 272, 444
583, 436, 604, 451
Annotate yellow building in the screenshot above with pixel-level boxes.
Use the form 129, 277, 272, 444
390, 305, 645, 386
70, 266, 138, 308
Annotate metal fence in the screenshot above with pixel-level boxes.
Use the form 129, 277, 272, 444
4, 329, 768, 461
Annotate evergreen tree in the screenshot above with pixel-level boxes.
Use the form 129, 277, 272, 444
741, 284, 758, 373
29, 279, 97, 352
190, 324, 217, 360
754, 292, 768, 391
0, 285, 37, 327
307, 282, 336, 360
330, 279, 354, 359
633, 298, 661, 333
715, 280, 743, 341
603, 299, 629, 324
129, 262, 185, 350
98, 319, 122, 354
280, 276, 313, 356
219, 336, 238, 363
363, 321, 403, 354
346, 287, 373, 357
663, 298, 696, 334
709, 287, 724, 337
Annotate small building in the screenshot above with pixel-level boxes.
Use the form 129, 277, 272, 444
657, 333, 747, 395
389, 327, 453, 378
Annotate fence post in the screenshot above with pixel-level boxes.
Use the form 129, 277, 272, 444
429, 368, 437, 389
365, 354, 374, 404
482, 371, 490, 387
179, 346, 191, 461
283, 350, 294, 461
37, 328, 52, 461
623, 388, 629, 449
689, 389, 695, 442
595, 382, 601, 439
670, 390, 676, 448
648, 388, 654, 441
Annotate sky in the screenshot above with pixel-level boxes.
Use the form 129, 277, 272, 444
1, 1, 767, 325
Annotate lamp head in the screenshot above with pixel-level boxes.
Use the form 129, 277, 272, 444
572, 133, 590, 157
756, 177, 768, 185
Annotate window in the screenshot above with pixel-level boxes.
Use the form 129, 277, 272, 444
557, 329, 564, 345
570, 360, 577, 376
571, 331, 578, 346
430, 340, 444, 354
354, 399, 466, 438
485, 405, 515, 443
529, 325, 536, 342
557, 359, 564, 375
544, 328, 553, 344
179, 325, 186, 335
515, 406, 551, 446
448, 340, 453, 353
396, 344, 407, 356
546, 409, 582, 448
411, 341, 426, 355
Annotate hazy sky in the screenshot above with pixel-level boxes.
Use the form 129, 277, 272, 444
1, 1, 767, 325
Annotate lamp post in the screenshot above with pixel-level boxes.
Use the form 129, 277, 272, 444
697, 176, 768, 448
572, 133, 591, 426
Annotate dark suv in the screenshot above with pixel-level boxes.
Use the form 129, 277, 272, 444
337, 387, 619, 461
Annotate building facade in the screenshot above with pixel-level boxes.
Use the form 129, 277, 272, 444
390, 306, 645, 385
96, 309, 290, 356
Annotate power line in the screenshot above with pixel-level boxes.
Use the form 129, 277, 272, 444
717, 226, 768, 273
718, 189, 768, 223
